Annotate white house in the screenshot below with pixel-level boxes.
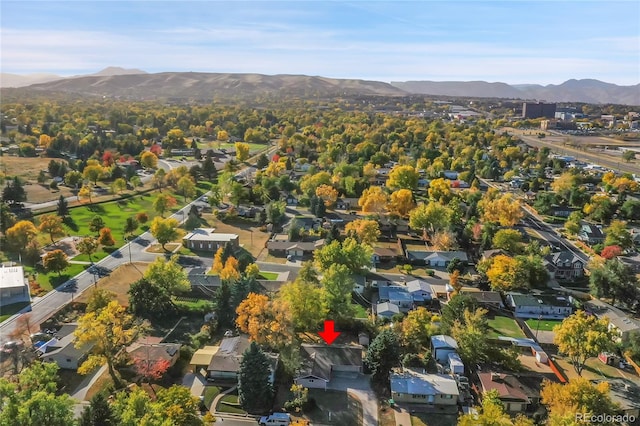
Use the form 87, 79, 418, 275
294, 344, 363, 390
0, 265, 30, 308
182, 229, 239, 253
376, 302, 400, 319
506, 293, 573, 319
405, 279, 433, 304
431, 335, 459, 364
38, 324, 93, 370
390, 370, 459, 406
207, 336, 278, 383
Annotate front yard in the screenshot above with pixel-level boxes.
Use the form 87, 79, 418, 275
302, 390, 363, 426
487, 316, 526, 338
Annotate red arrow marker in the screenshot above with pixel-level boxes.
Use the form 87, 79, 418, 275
318, 320, 341, 345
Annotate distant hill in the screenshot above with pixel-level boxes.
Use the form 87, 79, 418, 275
22, 72, 407, 100
89, 67, 148, 77
391, 79, 639, 105
0, 73, 64, 88
3, 70, 638, 105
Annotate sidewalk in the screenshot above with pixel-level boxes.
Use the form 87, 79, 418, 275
70, 364, 107, 401
394, 406, 412, 426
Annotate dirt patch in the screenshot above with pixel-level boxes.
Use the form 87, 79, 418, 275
201, 214, 270, 258
0, 157, 76, 204
42, 237, 80, 258
75, 262, 149, 307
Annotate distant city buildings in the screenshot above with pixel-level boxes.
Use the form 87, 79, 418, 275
522, 102, 557, 119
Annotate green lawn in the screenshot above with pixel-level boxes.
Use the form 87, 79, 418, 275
61, 191, 181, 263
0, 301, 30, 322
35, 263, 88, 291
258, 271, 279, 280
196, 141, 269, 154
525, 318, 564, 332
203, 386, 222, 410
487, 316, 526, 338
173, 297, 215, 314
215, 389, 246, 414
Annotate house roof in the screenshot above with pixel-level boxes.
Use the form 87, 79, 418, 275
390, 370, 459, 396
376, 302, 400, 317
406, 251, 468, 262
183, 229, 239, 242
298, 344, 363, 381
581, 224, 604, 238
547, 251, 583, 265
584, 299, 640, 333
267, 239, 325, 251
207, 336, 251, 373
508, 292, 571, 308
406, 279, 433, 295
128, 343, 181, 364
37, 323, 93, 361
478, 372, 533, 402
462, 291, 503, 305
430, 335, 458, 350
379, 286, 413, 303
482, 249, 505, 260
189, 346, 219, 366
0, 266, 27, 289
374, 247, 398, 257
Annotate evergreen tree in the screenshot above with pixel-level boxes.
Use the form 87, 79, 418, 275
3, 176, 26, 206
221, 242, 234, 263
238, 342, 273, 414
80, 392, 115, 426
215, 281, 233, 328
230, 276, 262, 312
256, 153, 269, 169
56, 195, 69, 217
364, 329, 401, 385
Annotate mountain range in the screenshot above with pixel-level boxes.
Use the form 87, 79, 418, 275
1, 67, 638, 105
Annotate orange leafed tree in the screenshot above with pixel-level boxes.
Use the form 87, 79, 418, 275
236, 293, 292, 349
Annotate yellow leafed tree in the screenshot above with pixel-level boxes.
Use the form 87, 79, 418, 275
345, 219, 381, 245
220, 256, 240, 281
479, 193, 523, 226
235, 142, 250, 162
358, 186, 388, 214
315, 184, 338, 207
74, 300, 139, 387
236, 293, 292, 349
541, 378, 619, 425
388, 189, 415, 217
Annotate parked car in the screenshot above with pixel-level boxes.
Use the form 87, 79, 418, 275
259, 413, 291, 426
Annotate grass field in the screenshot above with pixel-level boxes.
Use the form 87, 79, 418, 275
203, 386, 222, 410
215, 389, 246, 414
488, 316, 526, 338
258, 271, 279, 280
56, 192, 180, 263
34, 263, 88, 291
525, 318, 563, 332
352, 303, 369, 319
195, 141, 269, 154
200, 215, 270, 258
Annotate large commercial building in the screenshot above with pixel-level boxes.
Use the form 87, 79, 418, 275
522, 102, 557, 119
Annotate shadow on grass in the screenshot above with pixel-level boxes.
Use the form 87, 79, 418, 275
52, 275, 76, 289
63, 216, 79, 232
87, 204, 105, 214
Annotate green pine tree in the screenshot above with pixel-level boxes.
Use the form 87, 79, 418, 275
364, 329, 401, 385
238, 342, 273, 414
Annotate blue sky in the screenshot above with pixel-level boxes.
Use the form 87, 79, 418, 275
1, 1, 639, 85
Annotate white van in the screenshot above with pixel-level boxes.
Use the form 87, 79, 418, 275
259, 412, 291, 425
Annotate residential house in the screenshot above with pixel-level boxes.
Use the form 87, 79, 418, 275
207, 336, 278, 383
584, 299, 640, 341
378, 286, 414, 312
38, 323, 93, 370
189, 345, 220, 374
481, 249, 505, 261
390, 370, 459, 407
336, 198, 360, 211
294, 344, 363, 390
478, 372, 539, 413
127, 342, 181, 373
405, 250, 468, 267
506, 293, 573, 319
405, 279, 433, 304
283, 193, 298, 206
443, 171, 459, 180
266, 239, 325, 258
579, 224, 605, 245
462, 291, 505, 309
431, 335, 458, 364
548, 205, 579, 218
378, 218, 410, 237
182, 229, 239, 253
0, 265, 30, 307
290, 217, 323, 231
545, 251, 584, 279
372, 247, 398, 264
376, 302, 400, 319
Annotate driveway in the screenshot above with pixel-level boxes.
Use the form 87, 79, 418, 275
326, 375, 378, 426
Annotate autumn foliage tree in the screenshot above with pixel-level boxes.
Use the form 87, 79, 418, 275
75, 300, 139, 388
388, 189, 415, 217
315, 184, 339, 207
43, 249, 69, 276
236, 293, 292, 349
235, 142, 250, 161
358, 185, 388, 214
38, 214, 65, 244
98, 227, 116, 246
5, 220, 38, 253
541, 378, 619, 425
140, 151, 158, 169
149, 217, 179, 250
600, 245, 622, 259
76, 236, 99, 263
479, 192, 524, 226
220, 256, 240, 282
153, 193, 177, 216
386, 164, 419, 190
344, 219, 381, 245
133, 356, 171, 384
554, 310, 614, 375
